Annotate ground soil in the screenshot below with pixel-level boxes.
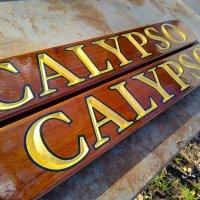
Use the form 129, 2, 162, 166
136, 133, 200, 200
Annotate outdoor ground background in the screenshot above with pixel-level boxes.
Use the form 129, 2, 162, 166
136, 133, 200, 200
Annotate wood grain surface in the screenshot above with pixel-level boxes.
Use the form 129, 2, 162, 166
0, 20, 197, 126
0, 44, 200, 199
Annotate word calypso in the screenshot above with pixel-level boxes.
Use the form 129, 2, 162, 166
0, 21, 196, 123
24, 45, 200, 171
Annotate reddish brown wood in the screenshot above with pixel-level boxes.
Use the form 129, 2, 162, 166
0, 45, 200, 199
0, 20, 197, 125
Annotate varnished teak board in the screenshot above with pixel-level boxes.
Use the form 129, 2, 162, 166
0, 20, 197, 125
1, 44, 200, 199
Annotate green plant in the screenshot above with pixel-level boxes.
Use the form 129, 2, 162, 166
174, 154, 184, 163
180, 186, 198, 200
147, 170, 172, 195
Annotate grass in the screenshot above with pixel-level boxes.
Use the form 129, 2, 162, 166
149, 170, 171, 194
180, 187, 197, 200
136, 134, 200, 200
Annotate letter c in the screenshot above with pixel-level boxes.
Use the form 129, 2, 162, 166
0, 63, 34, 110
25, 111, 89, 171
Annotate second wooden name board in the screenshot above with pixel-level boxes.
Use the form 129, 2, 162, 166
0, 20, 196, 125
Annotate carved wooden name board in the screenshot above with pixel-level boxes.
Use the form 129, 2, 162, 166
0, 21, 200, 199
0, 20, 196, 125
